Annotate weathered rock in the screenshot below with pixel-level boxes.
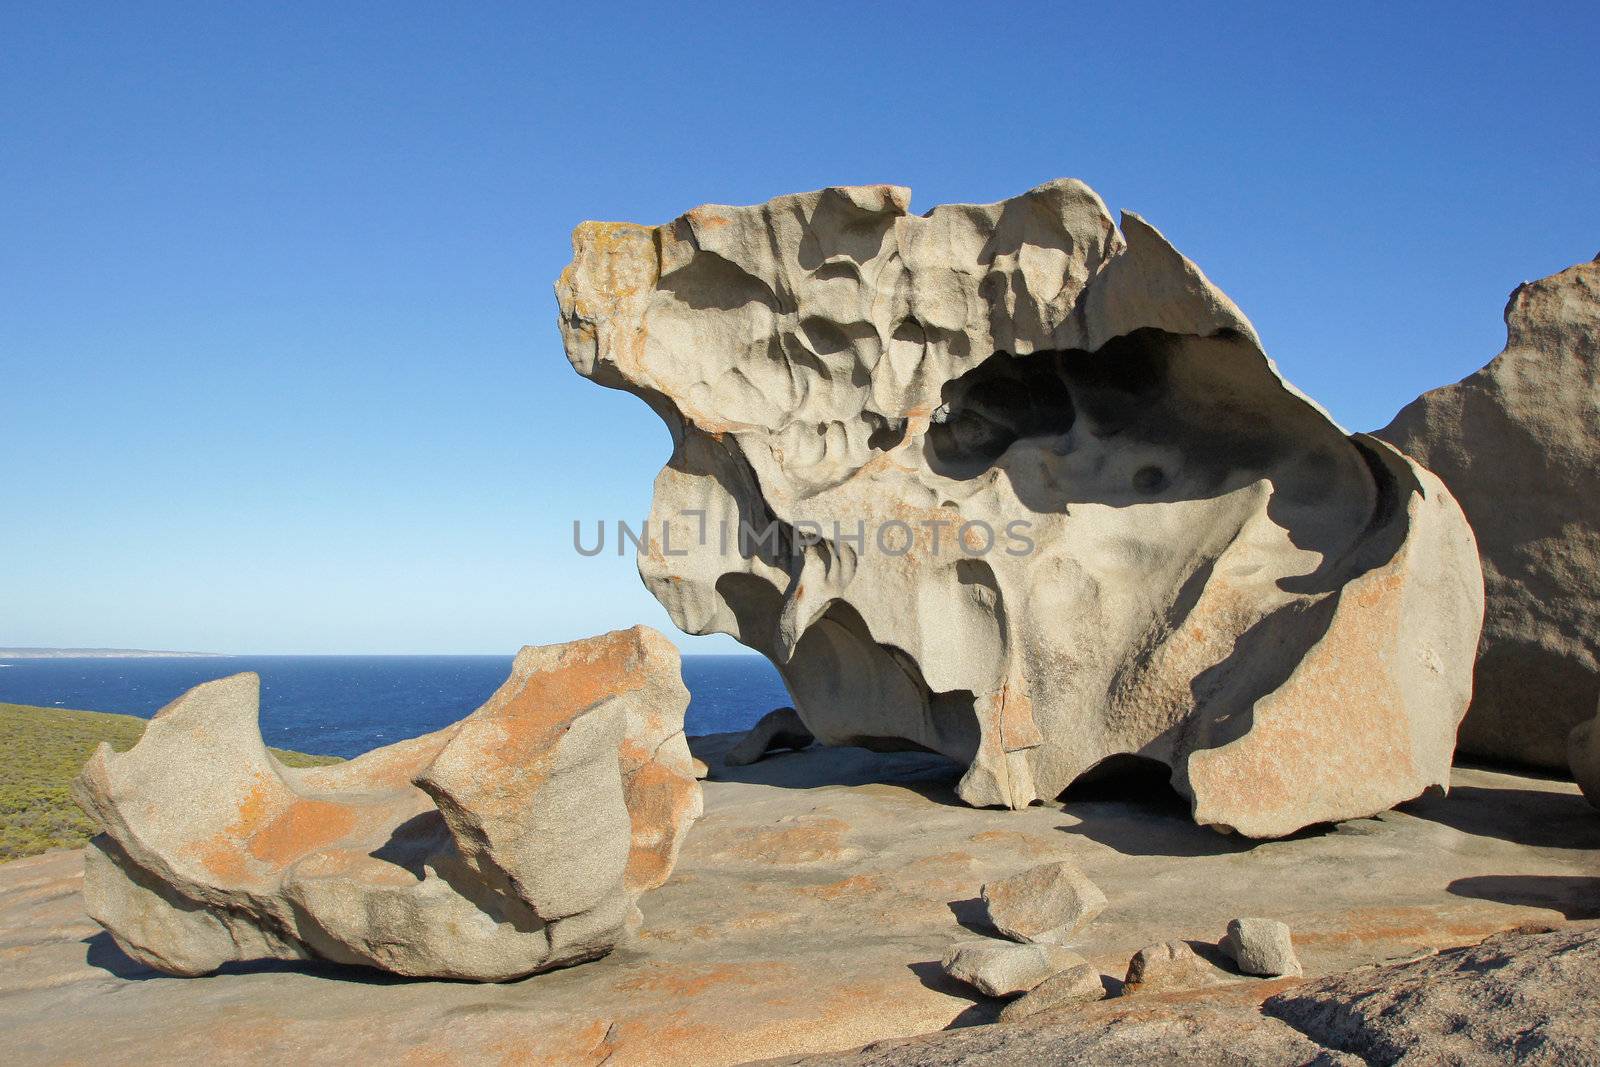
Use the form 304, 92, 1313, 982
997, 962, 1107, 1021
1571, 698, 1600, 810
1122, 940, 1235, 995
692, 755, 711, 779
559, 179, 1483, 838
1377, 256, 1600, 770
784, 924, 1600, 1066
72, 625, 702, 981
981, 860, 1106, 944
1220, 917, 1302, 977
1265, 923, 1600, 1064
723, 705, 815, 766
942, 939, 1086, 998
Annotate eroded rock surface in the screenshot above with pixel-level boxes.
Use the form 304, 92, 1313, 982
559, 179, 1484, 837
1265, 924, 1600, 1064
5, 743, 1598, 1066
791, 925, 1600, 1066
1378, 256, 1600, 770
72, 625, 702, 980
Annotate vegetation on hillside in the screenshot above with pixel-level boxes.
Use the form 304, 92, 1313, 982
0, 702, 340, 861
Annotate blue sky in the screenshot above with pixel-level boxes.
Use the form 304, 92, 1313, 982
3, 3, 1596, 653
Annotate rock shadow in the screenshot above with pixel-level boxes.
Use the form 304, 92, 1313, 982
689, 733, 964, 804
1400, 783, 1600, 850
906, 960, 1003, 1028
1447, 875, 1600, 920
947, 896, 995, 937
1052, 756, 1257, 859
82, 931, 417, 985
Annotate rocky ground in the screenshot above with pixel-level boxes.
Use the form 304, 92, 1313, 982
3, 734, 1598, 1065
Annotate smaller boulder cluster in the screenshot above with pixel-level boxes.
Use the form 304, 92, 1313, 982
941, 859, 1303, 1021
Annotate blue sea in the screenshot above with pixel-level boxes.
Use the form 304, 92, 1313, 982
0, 654, 788, 758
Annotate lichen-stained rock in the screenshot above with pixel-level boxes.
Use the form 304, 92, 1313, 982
558, 179, 1484, 838
72, 625, 702, 981
1378, 256, 1600, 770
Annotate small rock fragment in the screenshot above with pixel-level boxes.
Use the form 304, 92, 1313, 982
1122, 940, 1232, 995
942, 939, 1086, 998
982, 860, 1107, 944
997, 962, 1106, 1021
691, 756, 710, 780
724, 706, 815, 766
1220, 917, 1303, 977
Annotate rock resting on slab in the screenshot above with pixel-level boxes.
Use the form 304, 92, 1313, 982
1379, 255, 1600, 771
72, 625, 703, 981
981, 860, 1106, 945
723, 705, 815, 766
558, 178, 1484, 838
941, 939, 1086, 998
1220, 917, 1302, 977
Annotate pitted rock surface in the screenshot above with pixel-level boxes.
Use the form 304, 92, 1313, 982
560, 179, 1483, 837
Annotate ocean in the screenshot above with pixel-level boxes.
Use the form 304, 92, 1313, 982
0, 654, 789, 758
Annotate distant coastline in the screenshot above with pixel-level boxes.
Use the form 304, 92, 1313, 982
0, 648, 221, 659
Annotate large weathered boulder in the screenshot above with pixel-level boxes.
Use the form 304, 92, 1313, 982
558, 179, 1483, 838
72, 625, 702, 981
1377, 256, 1600, 769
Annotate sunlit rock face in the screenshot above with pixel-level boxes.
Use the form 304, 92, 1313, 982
1379, 256, 1600, 771
73, 626, 702, 980
558, 180, 1483, 838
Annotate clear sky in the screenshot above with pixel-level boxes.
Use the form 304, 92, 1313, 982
3, 3, 1596, 654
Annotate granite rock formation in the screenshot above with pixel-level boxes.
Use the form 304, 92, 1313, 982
559, 179, 1483, 838
1378, 256, 1600, 770
72, 626, 702, 980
